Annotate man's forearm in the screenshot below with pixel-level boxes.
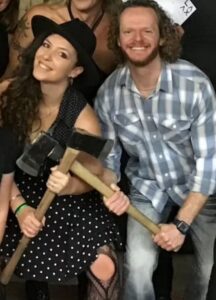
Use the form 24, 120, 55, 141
176, 192, 208, 224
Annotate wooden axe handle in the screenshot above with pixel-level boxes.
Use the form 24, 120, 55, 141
0, 148, 79, 286
70, 160, 160, 235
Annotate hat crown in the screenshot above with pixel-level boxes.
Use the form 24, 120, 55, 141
32, 16, 96, 56
59, 19, 96, 56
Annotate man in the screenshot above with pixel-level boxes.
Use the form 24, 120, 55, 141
94, 1, 216, 299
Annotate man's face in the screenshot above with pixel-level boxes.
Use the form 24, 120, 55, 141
118, 7, 163, 67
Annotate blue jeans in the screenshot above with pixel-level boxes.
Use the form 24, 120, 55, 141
183, 195, 216, 300
123, 194, 216, 300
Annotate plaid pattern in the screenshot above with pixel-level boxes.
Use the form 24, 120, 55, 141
95, 59, 216, 212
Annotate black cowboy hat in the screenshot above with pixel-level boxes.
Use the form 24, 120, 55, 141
31, 15, 100, 87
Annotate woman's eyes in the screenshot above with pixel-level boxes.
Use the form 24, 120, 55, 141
42, 41, 50, 48
59, 52, 68, 59
41, 41, 69, 59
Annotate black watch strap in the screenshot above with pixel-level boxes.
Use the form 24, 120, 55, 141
173, 219, 190, 235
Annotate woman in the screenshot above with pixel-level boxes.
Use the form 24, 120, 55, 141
0, 0, 19, 77
0, 16, 121, 300
1, 0, 119, 100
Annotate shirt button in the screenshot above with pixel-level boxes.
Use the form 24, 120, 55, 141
153, 134, 157, 139
159, 154, 163, 159
147, 116, 151, 120
173, 124, 176, 129
165, 173, 168, 177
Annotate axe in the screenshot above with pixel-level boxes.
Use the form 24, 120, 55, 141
17, 128, 159, 234
16, 128, 113, 177
16, 129, 159, 234
0, 130, 113, 296
0, 129, 159, 295
17, 129, 160, 235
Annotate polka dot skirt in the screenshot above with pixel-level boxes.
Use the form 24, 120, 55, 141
0, 170, 122, 282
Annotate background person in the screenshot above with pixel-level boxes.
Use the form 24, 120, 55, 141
0, 0, 19, 77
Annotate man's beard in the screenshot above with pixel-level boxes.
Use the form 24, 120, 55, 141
122, 46, 160, 67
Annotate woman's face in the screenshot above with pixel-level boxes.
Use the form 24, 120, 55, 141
33, 34, 83, 84
0, 0, 11, 12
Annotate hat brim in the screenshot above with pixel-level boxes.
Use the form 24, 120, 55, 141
32, 16, 101, 88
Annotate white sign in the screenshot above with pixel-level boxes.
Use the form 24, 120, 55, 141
122, 0, 197, 25
153, 0, 196, 25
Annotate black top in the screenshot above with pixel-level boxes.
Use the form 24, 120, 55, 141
73, 66, 107, 106
0, 23, 9, 77
181, 0, 216, 90
0, 128, 19, 177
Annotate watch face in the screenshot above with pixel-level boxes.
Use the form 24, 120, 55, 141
174, 219, 190, 235
178, 221, 188, 233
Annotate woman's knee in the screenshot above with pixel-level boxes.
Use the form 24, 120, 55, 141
90, 252, 115, 281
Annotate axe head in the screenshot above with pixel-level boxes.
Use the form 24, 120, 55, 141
16, 128, 113, 176
16, 132, 59, 177
67, 128, 113, 161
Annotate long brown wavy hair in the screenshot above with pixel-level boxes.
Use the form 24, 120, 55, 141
108, 0, 182, 64
0, 34, 48, 143
0, 0, 19, 33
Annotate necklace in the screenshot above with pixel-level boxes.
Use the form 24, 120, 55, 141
67, 0, 104, 32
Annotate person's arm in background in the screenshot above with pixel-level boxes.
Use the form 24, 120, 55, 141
0, 4, 53, 93
0, 7, 36, 94
1, 10, 34, 80
1, 2, 55, 80
0, 173, 13, 244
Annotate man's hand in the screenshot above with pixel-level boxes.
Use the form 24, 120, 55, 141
153, 223, 186, 252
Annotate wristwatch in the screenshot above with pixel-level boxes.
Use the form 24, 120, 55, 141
173, 219, 190, 235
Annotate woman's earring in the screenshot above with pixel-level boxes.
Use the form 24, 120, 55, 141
69, 77, 73, 85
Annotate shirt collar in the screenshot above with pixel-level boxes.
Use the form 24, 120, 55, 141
118, 63, 174, 94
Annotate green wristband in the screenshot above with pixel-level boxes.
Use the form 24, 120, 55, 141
14, 203, 28, 216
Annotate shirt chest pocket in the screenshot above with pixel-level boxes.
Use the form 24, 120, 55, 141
114, 113, 142, 155
155, 118, 191, 144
